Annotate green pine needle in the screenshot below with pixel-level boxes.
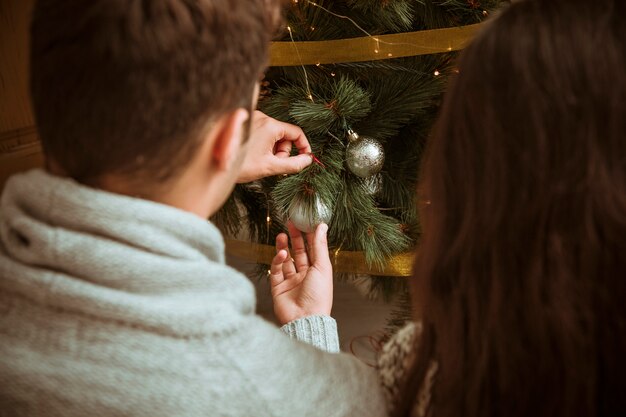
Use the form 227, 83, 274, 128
217, 0, 506, 300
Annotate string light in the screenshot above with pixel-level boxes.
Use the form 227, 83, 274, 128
286, 25, 314, 102
313, 62, 337, 79
266, 213, 271, 243
287, 0, 464, 101
303, 0, 453, 55
307, 1, 375, 41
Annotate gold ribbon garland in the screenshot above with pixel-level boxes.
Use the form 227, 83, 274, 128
269, 23, 482, 66
1, 19, 480, 276
225, 239, 415, 277
263, 25, 480, 275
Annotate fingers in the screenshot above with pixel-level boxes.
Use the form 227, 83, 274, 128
254, 111, 311, 155
276, 232, 296, 277
308, 223, 331, 272
273, 153, 313, 175
273, 139, 293, 158
269, 249, 288, 287
287, 221, 310, 272
273, 121, 312, 155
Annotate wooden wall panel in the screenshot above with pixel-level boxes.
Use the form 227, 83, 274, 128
0, 0, 42, 190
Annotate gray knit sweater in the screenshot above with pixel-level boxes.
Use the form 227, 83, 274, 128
0, 169, 387, 417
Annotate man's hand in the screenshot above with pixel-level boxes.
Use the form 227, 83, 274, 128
270, 221, 333, 325
237, 111, 313, 183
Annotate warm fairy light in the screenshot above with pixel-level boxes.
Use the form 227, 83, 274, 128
304, 0, 448, 55
287, 24, 314, 102
266, 216, 271, 222
288, 0, 471, 100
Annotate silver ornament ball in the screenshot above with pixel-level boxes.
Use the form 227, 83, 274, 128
288, 196, 333, 233
346, 134, 385, 178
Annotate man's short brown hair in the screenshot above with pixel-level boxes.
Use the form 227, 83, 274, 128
30, 0, 280, 183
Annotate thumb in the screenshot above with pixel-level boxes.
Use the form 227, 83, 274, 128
274, 153, 313, 175
311, 223, 332, 272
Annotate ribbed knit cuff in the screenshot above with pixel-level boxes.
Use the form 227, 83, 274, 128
280, 315, 340, 353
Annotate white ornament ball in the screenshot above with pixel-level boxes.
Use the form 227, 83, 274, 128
346, 134, 385, 178
288, 196, 333, 233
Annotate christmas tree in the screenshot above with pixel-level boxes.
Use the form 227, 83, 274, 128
216, 0, 503, 303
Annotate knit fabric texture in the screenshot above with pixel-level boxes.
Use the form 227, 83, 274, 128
376, 322, 438, 417
281, 315, 340, 353
0, 169, 386, 417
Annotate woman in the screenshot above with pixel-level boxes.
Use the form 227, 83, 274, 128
379, 0, 626, 416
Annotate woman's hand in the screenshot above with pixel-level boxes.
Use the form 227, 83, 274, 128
269, 221, 333, 325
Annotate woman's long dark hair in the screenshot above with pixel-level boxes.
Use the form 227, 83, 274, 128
397, 0, 626, 416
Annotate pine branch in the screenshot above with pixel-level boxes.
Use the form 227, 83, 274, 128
346, 0, 417, 32
219, 0, 507, 300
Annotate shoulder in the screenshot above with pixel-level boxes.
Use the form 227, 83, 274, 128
377, 321, 421, 409
376, 322, 439, 417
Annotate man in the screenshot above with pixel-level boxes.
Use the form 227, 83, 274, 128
0, 1, 386, 416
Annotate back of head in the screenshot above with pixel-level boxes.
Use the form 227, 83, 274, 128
403, 0, 626, 416
30, 0, 280, 184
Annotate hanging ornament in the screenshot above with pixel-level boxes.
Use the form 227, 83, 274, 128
345, 129, 385, 178
288, 195, 333, 233
360, 173, 383, 196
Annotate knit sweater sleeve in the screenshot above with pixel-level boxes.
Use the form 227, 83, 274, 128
280, 315, 340, 353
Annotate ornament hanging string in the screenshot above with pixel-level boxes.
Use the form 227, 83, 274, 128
310, 153, 326, 168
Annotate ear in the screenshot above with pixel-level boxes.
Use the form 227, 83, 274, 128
210, 108, 250, 172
